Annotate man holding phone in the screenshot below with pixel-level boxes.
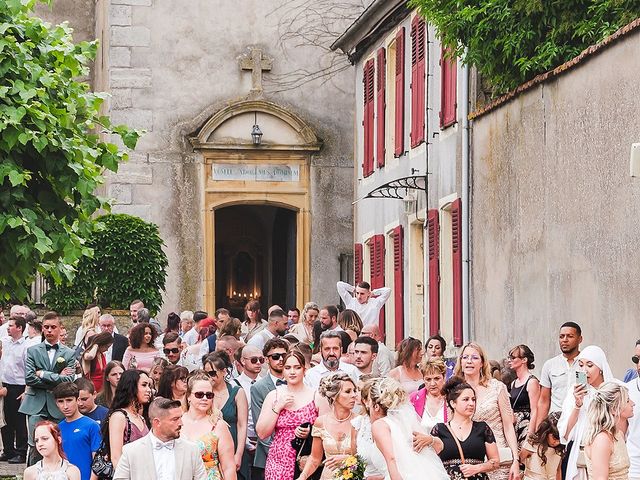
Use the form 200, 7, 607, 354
537, 322, 583, 430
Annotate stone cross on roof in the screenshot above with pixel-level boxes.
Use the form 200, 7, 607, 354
239, 47, 273, 95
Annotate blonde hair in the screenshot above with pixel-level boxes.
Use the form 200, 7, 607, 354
302, 302, 319, 325
318, 372, 355, 405
81, 306, 101, 332
419, 357, 447, 378
584, 382, 628, 445
453, 342, 492, 386
337, 310, 363, 336
369, 377, 406, 413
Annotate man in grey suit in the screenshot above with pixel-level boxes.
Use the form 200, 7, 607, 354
250, 338, 289, 480
114, 397, 207, 480
19, 311, 77, 466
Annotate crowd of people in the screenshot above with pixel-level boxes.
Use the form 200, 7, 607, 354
0, 282, 638, 480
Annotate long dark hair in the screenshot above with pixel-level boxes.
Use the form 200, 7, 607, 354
100, 369, 151, 454
528, 412, 564, 465
96, 360, 124, 408
396, 337, 423, 368
164, 312, 180, 334
156, 364, 189, 400
82, 332, 113, 370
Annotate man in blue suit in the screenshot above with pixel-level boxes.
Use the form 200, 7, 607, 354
19, 311, 77, 466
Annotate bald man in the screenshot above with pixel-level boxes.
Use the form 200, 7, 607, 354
233, 345, 264, 479
360, 324, 394, 377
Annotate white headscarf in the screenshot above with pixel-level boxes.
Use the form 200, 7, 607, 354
558, 345, 620, 480
577, 345, 615, 382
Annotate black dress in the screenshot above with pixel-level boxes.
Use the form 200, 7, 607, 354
509, 376, 533, 448
431, 421, 496, 480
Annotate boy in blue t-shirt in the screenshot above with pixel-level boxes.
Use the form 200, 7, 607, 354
53, 382, 102, 480
74, 377, 108, 426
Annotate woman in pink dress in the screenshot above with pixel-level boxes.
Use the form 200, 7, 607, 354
256, 351, 321, 480
122, 323, 160, 372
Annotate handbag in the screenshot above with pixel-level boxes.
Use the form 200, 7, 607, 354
91, 409, 132, 479
498, 446, 514, 466
576, 446, 587, 468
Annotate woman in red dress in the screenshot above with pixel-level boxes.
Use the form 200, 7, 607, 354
81, 332, 114, 392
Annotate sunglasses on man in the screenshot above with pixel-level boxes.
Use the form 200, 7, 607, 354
267, 353, 286, 361
243, 356, 265, 364
163, 348, 180, 355
633, 355, 639, 364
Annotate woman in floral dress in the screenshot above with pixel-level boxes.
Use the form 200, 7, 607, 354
181, 372, 237, 480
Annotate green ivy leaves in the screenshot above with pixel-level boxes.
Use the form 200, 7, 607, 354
409, 0, 640, 94
0, 1, 143, 301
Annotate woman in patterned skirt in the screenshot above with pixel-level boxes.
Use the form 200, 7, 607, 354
454, 343, 520, 480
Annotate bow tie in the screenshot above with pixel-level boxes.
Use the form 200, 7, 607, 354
276, 379, 287, 386
45, 343, 59, 351
154, 440, 175, 450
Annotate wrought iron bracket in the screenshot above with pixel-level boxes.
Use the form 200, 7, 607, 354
362, 175, 427, 200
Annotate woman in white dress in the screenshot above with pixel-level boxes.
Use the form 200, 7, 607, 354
354, 378, 389, 480
557, 345, 622, 480
368, 377, 450, 480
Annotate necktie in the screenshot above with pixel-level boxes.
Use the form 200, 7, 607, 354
154, 440, 175, 450
276, 379, 287, 386
45, 343, 59, 351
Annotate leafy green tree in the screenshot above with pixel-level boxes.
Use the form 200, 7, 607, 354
410, 0, 640, 93
44, 214, 168, 315
0, 0, 141, 301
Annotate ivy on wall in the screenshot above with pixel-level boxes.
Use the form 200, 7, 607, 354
409, 0, 640, 93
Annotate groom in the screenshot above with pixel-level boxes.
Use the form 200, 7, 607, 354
19, 311, 77, 466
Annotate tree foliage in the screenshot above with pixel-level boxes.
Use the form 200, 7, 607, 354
0, 0, 141, 301
409, 0, 640, 93
43, 214, 168, 315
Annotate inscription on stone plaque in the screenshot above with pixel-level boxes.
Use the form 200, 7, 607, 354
212, 163, 300, 182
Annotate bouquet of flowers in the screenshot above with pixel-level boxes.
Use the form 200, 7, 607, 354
332, 455, 365, 480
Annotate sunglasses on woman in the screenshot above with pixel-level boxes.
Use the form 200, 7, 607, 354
193, 391, 214, 399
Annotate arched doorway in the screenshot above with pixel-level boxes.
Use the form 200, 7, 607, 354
215, 204, 296, 317
190, 99, 321, 313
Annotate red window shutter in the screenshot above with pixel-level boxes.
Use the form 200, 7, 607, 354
439, 47, 457, 128
452, 198, 463, 346
394, 27, 405, 157
370, 234, 386, 333
376, 48, 386, 168
393, 226, 404, 345
427, 209, 440, 336
410, 16, 426, 148
354, 243, 363, 285
362, 59, 375, 177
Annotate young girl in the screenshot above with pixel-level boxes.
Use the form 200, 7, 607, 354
24, 421, 81, 480
520, 413, 564, 480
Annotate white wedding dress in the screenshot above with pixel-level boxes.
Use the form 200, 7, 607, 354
378, 404, 450, 480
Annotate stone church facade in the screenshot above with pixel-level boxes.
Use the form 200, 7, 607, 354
39, 0, 359, 316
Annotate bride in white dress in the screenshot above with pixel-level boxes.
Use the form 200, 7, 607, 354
368, 377, 450, 480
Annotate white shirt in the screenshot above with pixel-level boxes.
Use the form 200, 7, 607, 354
235, 372, 258, 442
539, 353, 579, 412
627, 376, 640, 478
336, 281, 391, 327
148, 431, 176, 480
373, 342, 394, 377
0, 323, 8, 338
24, 336, 41, 349
305, 359, 359, 390
1, 336, 27, 384
247, 328, 275, 352
182, 327, 199, 346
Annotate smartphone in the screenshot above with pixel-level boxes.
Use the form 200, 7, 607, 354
299, 422, 311, 429
575, 371, 587, 386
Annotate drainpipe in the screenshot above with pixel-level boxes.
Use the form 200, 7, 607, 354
461, 59, 471, 343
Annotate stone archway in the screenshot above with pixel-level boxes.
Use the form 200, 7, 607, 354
190, 99, 321, 314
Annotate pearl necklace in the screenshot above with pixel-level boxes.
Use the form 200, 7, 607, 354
332, 409, 353, 423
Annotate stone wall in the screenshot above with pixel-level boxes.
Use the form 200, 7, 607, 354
470, 27, 640, 376
37, 1, 358, 317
